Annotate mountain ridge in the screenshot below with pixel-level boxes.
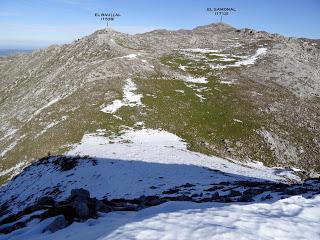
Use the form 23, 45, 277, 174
0, 22, 319, 185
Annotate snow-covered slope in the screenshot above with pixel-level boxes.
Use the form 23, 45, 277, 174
0, 128, 304, 218
1, 127, 320, 239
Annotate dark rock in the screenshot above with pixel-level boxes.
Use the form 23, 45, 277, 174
242, 188, 264, 197
115, 204, 140, 211
235, 181, 267, 187
211, 192, 220, 200
175, 195, 192, 201
228, 190, 242, 197
218, 182, 231, 186
204, 185, 224, 191
219, 197, 233, 203
162, 188, 179, 194
142, 196, 162, 206
40, 207, 62, 220
0, 205, 41, 226
96, 200, 112, 213
37, 196, 55, 206
0, 221, 26, 234
73, 201, 90, 219
87, 198, 98, 218
70, 188, 90, 200
178, 183, 196, 188
109, 198, 131, 207
237, 195, 253, 202
35, 156, 50, 166
47, 186, 62, 196
284, 187, 308, 195
271, 183, 288, 192
0, 202, 10, 219
57, 205, 77, 223
197, 197, 212, 202
261, 194, 273, 201
43, 215, 68, 233
53, 156, 78, 171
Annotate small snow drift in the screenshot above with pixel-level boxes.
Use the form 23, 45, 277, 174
233, 47, 267, 66
181, 48, 219, 53
183, 76, 208, 84
100, 78, 143, 113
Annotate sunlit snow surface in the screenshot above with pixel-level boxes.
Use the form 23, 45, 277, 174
68, 128, 299, 182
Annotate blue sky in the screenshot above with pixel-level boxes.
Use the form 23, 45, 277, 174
0, 0, 319, 49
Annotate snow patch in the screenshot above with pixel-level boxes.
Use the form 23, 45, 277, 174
101, 78, 143, 114
233, 119, 243, 123
181, 48, 219, 53
117, 54, 138, 60
208, 48, 267, 69
33, 97, 61, 116
101, 100, 124, 114
220, 79, 237, 85
184, 76, 208, 84
174, 90, 185, 93
233, 48, 267, 66
178, 65, 187, 71
195, 94, 206, 102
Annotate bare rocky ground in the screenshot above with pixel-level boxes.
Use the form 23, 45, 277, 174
0, 23, 319, 185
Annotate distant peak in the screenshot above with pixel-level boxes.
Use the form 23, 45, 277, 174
104, 27, 117, 32
92, 27, 123, 36
193, 22, 235, 32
